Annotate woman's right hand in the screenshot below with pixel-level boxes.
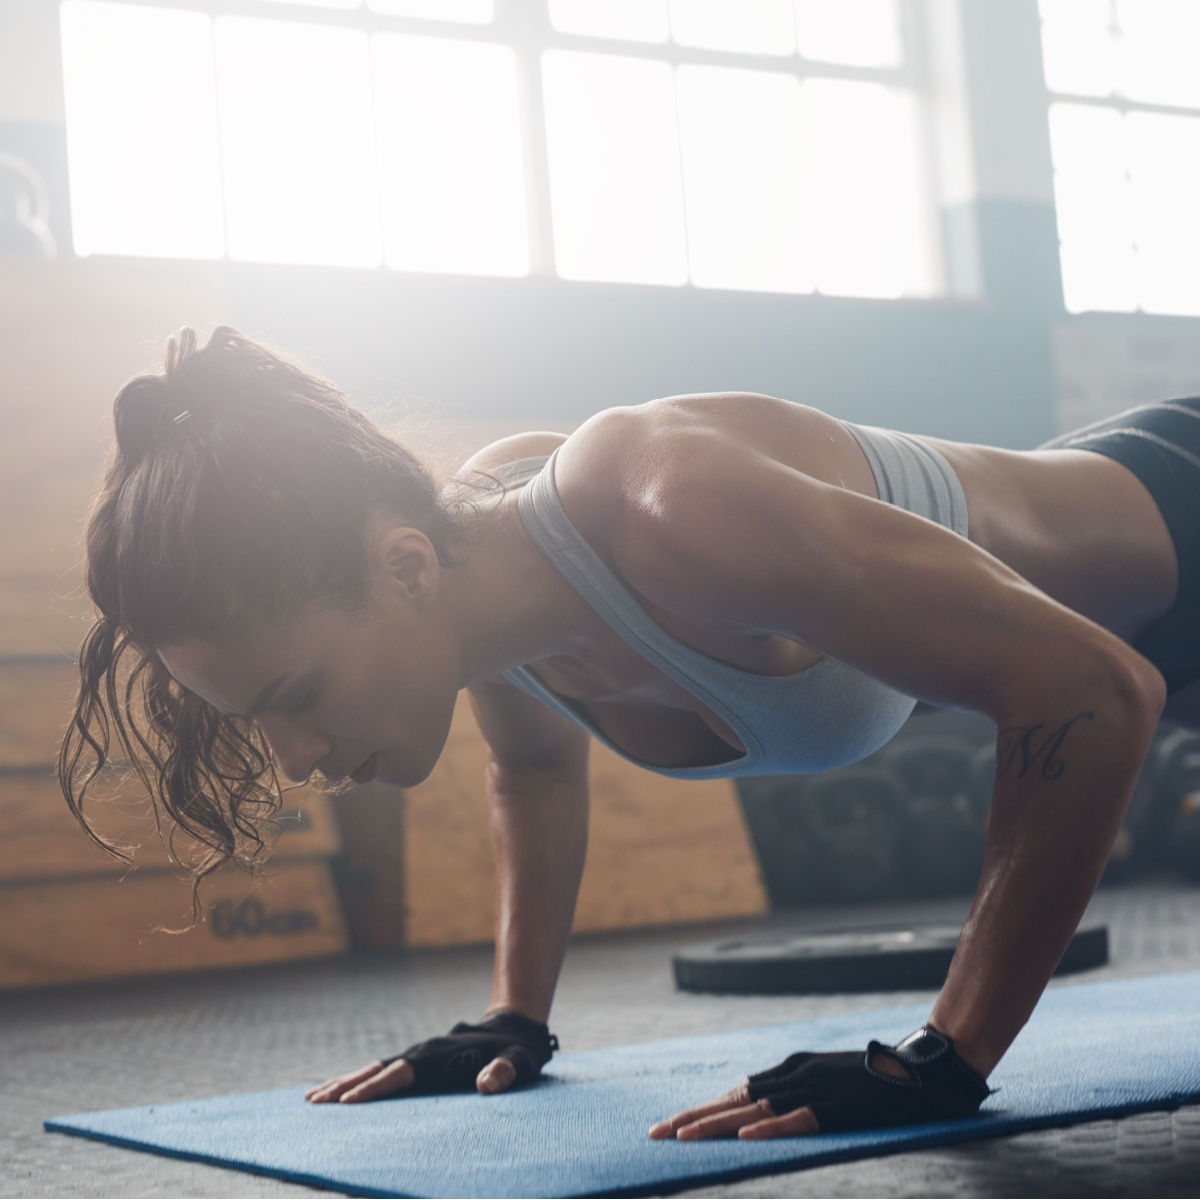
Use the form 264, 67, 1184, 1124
304, 1011, 559, 1104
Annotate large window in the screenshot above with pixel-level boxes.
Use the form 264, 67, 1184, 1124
61, 0, 939, 298
1040, 0, 1200, 316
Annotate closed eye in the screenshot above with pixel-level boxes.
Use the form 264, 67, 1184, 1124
286, 689, 319, 717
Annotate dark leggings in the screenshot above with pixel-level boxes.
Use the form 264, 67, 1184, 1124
1041, 397, 1200, 695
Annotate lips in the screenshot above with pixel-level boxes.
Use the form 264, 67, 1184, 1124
349, 754, 378, 785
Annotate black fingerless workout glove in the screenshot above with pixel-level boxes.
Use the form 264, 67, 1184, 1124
746, 1025, 991, 1132
382, 1012, 559, 1094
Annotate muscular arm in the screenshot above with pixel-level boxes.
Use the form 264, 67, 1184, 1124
474, 709, 590, 1024
570, 421, 1166, 1130
468, 677, 590, 1085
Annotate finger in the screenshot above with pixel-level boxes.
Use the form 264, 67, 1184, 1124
676, 1100, 777, 1141
738, 1106, 821, 1140
476, 1056, 517, 1095
648, 1085, 752, 1140
305, 1060, 392, 1103
339, 1059, 416, 1103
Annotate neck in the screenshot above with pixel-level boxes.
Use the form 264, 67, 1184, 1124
439, 497, 598, 685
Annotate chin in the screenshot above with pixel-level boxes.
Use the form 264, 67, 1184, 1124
376, 758, 437, 790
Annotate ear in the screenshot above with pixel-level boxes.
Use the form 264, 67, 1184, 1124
375, 526, 441, 609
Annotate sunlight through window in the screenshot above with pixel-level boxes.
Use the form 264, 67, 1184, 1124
542, 51, 688, 285
60, 0, 939, 299
369, 0, 494, 23
60, 1, 224, 259
214, 17, 381, 267
668, 0, 796, 56
547, 0, 669, 43
1041, 1, 1200, 314
676, 66, 811, 293
802, 79, 930, 298
793, 0, 903, 68
373, 34, 528, 276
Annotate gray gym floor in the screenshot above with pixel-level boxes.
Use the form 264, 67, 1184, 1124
4, 882, 1200, 1199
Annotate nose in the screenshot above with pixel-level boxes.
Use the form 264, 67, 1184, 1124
256, 715, 333, 784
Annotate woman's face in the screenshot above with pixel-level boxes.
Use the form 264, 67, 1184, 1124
158, 536, 461, 790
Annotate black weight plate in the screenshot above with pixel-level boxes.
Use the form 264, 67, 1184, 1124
673, 923, 1108, 995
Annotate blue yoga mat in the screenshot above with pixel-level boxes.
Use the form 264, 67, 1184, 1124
46, 970, 1200, 1199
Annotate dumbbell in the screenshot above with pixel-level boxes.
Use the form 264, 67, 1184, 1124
1081, 727, 1184, 886
798, 766, 907, 903
880, 736, 984, 896
735, 776, 824, 909
1159, 730, 1200, 883
0, 152, 55, 260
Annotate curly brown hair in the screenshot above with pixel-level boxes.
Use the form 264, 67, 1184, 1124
59, 326, 485, 898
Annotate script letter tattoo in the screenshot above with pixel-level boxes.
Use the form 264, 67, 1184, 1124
995, 711, 1095, 782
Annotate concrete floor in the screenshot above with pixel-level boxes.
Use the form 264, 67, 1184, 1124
4, 882, 1200, 1198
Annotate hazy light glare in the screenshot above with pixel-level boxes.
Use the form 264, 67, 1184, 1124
676, 66, 811, 293
1117, 0, 1200, 109
669, 0, 795, 56
804, 79, 930, 297
368, 0, 494, 22
215, 17, 381, 267
548, 0, 669, 43
373, 35, 527, 276
1038, 0, 1115, 97
542, 51, 687, 285
61, 1, 224, 259
1127, 112, 1200, 315
794, 0, 903, 68
255, 0, 361, 8
1047, 103, 1136, 312
1047, 103, 1128, 242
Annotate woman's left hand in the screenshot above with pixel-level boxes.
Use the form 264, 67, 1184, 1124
648, 1027, 991, 1141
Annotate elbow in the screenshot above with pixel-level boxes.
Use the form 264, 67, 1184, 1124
996, 638, 1166, 743
1106, 646, 1167, 732
1054, 641, 1166, 744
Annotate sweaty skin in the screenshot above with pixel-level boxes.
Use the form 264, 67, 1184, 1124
167, 393, 1182, 1133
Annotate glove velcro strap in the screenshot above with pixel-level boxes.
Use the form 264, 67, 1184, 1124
875, 1026, 991, 1105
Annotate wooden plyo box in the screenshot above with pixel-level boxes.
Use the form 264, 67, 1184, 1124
0, 767, 347, 989
0, 768, 340, 882
335, 692, 768, 949
0, 858, 346, 989
0, 655, 347, 988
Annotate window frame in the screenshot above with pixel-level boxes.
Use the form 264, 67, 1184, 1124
61, 0, 946, 295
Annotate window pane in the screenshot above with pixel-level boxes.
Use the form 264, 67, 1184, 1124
548, 0, 669, 43
1127, 112, 1200, 315
1047, 103, 1136, 312
373, 35, 527, 276
542, 51, 687, 285
255, 0, 362, 9
61, 1, 224, 259
214, 17, 381, 267
368, 0, 494, 22
675, 65, 811, 292
1117, 0, 1200, 110
669, 0, 795, 56
1038, 0, 1116, 97
801, 79, 932, 297
794, 0, 902, 68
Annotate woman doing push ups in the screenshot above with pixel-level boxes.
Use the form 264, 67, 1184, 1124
62, 326, 1200, 1139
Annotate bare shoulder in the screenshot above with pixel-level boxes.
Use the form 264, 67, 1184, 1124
458, 430, 571, 477
553, 393, 817, 517
553, 394, 867, 628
